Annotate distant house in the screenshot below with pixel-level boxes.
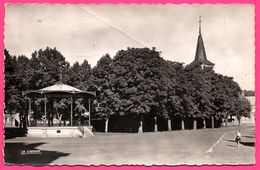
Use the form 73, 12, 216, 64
4, 112, 20, 127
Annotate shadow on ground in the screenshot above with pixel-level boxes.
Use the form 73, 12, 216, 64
4, 142, 70, 165
4, 128, 27, 139
240, 142, 255, 147
223, 139, 255, 147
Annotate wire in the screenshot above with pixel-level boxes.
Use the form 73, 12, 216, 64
78, 6, 148, 47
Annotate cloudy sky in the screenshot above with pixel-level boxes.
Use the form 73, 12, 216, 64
5, 4, 255, 90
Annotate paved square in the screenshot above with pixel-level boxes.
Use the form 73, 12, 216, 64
4, 125, 255, 165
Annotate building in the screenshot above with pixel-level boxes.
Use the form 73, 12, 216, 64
189, 16, 215, 68
4, 112, 20, 127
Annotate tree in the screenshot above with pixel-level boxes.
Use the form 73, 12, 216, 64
28, 47, 70, 89
4, 50, 30, 116
92, 48, 186, 132
91, 54, 116, 132
67, 60, 92, 90
236, 97, 252, 126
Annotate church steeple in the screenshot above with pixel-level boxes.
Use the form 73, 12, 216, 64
199, 16, 202, 34
190, 16, 214, 68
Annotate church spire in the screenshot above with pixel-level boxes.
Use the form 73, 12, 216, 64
199, 16, 202, 34
190, 16, 214, 68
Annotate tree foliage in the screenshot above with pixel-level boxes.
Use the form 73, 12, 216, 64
4, 47, 251, 128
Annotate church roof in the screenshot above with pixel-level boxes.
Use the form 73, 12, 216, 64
190, 17, 214, 67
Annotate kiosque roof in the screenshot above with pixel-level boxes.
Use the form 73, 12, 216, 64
24, 83, 95, 98
40, 83, 82, 92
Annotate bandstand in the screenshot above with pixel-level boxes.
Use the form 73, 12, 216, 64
24, 83, 95, 138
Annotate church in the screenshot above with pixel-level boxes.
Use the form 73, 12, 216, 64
189, 17, 214, 68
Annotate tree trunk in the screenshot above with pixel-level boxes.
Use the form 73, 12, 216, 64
167, 118, 172, 131
238, 117, 241, 126
230, 115, 233, 126
105, 118, 109, 133
203, 118, 206, 129
225, 117, 228, 127
154, 116, 158, 132
211, 116, 214, 128
193, 118, 197, 130
48, 117, 50, 126
50, 114, 53, 126
19, 115, 23, 128
181, 119, 185, 130
221, 118, 224, 127
138, 120, 143, 133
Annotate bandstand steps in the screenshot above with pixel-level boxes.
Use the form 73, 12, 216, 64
78, 126, 94, 137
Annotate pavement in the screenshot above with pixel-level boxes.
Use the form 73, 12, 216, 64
4, 124, 255, 165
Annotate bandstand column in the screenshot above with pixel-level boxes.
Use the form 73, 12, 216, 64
88, 99, 91, 126
28, 97, 31, 127
44, 95, 47, 126
70, 95, 73, 127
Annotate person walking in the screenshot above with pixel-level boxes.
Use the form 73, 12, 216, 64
235, 129, 242, 148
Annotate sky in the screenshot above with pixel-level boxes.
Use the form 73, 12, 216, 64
4, 4, 255, 90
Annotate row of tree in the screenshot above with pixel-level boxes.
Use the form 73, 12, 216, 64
4, 47, 252, 132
